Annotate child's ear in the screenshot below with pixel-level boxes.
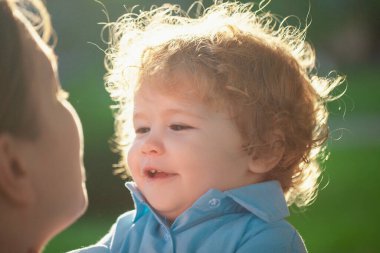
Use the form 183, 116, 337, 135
0, 134, 34, 206
248, 131, 285, 174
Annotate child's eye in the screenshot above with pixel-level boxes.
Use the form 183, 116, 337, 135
135, 127, 150, 134
169, 124, 193, 131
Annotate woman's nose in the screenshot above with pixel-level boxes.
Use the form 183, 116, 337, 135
141, 133, 164, 155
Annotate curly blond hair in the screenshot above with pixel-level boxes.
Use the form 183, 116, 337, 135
104, 1, 344, 207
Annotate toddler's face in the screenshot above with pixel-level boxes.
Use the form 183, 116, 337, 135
128, 78, 260, 222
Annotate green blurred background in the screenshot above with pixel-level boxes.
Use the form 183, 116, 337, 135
42, 0, 380, 252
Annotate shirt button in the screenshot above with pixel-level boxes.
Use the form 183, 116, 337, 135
208, 198, 221, 208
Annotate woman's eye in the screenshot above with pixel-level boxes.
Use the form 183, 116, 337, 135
169, 124, 193, 131
135, 127, 150, 134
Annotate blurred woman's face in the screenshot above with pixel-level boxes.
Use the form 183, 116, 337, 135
15, 21, 87, 231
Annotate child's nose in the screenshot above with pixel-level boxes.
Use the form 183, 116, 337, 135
141, 134, 164, 155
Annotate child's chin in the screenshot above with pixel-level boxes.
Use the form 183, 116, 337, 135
150, 199, 192, 221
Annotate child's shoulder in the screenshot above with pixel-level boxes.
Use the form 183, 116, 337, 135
109, 209, 137, 238
115, 209, 137, 225
240, 217, 307, 252
95, 210, 137, 251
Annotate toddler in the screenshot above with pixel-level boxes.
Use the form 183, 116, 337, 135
73, 1, 343, 252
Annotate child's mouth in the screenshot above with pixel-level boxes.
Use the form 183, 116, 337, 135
144, 168, 176, 179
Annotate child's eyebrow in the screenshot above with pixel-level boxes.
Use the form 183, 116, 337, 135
133, 108, 206, 120
163, 108, 206, 119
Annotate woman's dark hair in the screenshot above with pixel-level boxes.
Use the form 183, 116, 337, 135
0, 0, 52, 138
0, 1, 32, 137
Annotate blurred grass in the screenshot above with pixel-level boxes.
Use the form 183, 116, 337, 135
289, 146, 380, 253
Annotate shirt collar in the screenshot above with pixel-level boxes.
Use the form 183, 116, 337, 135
125, 182, 150, 222
224, 180, 289, 222
125, 180, 289, 224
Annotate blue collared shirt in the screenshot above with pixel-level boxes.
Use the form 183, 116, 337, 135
69, 180, 307, 253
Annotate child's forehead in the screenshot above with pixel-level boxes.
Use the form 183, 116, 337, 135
135, 79, 200, 107
132, 83, 233, 123
132, 84, 206, 119
135, 68, 228, 113
137, 70, 202, 99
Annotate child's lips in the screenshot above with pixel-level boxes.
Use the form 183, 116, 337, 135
142, 167, 177, 180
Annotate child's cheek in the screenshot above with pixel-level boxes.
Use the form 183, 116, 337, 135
127, 143, 139, 175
